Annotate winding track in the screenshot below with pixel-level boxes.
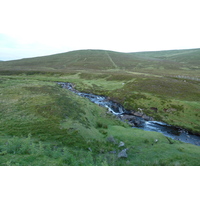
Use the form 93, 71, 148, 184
105, 51, 119, 69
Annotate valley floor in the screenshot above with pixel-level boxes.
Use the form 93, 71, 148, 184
0, 74, 200, 166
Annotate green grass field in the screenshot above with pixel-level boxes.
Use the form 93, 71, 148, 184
0, 48, 200, 165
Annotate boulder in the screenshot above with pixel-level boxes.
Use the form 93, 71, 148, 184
133, 112, 143, 117
134, 120, 141, 126
118, 141, 125, 147
128, 122, 135, 127
120, 115, 137, 127
142, 114, 154, 121
118, 149, 128, 158
121, 114, 136, 121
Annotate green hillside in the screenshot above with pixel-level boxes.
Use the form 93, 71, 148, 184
1, 48, 200, 77
134, 48, 200, 64
0, 48, 200, 166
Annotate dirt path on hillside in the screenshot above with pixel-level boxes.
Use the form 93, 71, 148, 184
105, 51, 119, 69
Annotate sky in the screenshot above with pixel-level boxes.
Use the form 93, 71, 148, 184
0, 0, 200, 61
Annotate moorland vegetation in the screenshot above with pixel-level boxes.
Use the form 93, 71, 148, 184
0, 48, 200, 165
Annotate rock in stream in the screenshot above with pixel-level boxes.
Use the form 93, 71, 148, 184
58, 82, 200, 146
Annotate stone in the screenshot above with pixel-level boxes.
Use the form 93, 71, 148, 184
121, 114, 136, 120
142, 114, 153, 121
118, 141, 125, 147
118, 149, 128, 158
138, 108, 143, 113
133, 112, 143, 117
134, 120, 141, 126
128, 122, 135, 127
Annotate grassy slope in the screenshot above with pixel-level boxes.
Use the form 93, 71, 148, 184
0, 48, 200, 165
134, 48, 200, 64
1, 48, 200, 76
0, 77, 199, 166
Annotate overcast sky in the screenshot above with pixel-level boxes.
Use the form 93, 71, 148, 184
0, 0, 200, 61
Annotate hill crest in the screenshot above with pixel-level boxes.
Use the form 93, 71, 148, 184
0, 48, 200, 75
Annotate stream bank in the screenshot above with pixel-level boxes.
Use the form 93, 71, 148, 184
58, 82, 200, 146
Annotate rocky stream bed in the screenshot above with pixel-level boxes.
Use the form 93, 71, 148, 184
58, 82, 200, 146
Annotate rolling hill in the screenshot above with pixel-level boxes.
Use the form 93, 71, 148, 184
0, 48, 200, 166
0, 48, 200, 77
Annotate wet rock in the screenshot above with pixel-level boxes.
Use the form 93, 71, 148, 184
58, 82, 200, 147
118, 149, 128, 158
128, 122, 135, 127
134, 120, 141, 126
142, 114, 154, 121
133, 112, 143, 117
111, 103, 119, 112
118, 141, 125, 147
121, 114, 136, 121
120, 115, 137, 127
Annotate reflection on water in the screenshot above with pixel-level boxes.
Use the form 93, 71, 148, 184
58, 82, 200, 146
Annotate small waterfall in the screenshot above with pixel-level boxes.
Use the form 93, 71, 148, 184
58, 82, 200, 146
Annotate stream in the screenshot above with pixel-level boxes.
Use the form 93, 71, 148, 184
58, 82, 200, 146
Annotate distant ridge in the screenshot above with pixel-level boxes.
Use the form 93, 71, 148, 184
0, 48, 199, 74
